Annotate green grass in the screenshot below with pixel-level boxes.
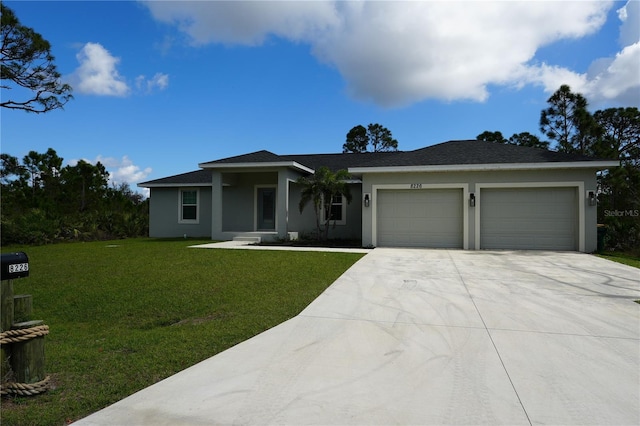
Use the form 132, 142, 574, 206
0, 238, 364, 425
596, 250, 640, 269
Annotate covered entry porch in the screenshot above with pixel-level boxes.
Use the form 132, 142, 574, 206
205, 165, 311, 242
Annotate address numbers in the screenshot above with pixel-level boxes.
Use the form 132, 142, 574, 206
8, 263, 28, 273
410, 184, 422, 189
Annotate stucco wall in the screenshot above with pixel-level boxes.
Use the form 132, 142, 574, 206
360, 168, 599, 252
287, 183, 362, 240
221, 172, 278, 232
148, 187, 212, 238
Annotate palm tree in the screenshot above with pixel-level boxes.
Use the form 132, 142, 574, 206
297, 167, 352, 241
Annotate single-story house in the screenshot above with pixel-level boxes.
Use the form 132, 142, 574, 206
138, 140, 618, 252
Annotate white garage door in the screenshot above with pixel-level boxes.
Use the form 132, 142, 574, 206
480, 187, 577, 250
377, 189, 463, 248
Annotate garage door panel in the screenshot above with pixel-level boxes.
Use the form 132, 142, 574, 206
480, 187, 577, 251
377, 189, 463, 248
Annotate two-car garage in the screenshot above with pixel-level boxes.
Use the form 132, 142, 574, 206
374, 186, 579, 251
351, 140, 612, 253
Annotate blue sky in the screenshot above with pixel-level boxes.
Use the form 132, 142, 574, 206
2, 1, 639, 196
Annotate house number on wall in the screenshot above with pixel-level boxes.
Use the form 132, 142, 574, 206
410, 184, 422, 189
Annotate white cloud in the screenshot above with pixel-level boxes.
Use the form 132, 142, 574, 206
95, 155, 152, 188
585, 42, 640, 105
70, 43, 130, 96
141, 0, 639, 107
135, 73, 170, 94
523, 0, 640, 106
143, 0, 340, 46
69, 42, 169, 97
312, 1, 611, 105
68, 155, 152, 193
618, 0, 639, 46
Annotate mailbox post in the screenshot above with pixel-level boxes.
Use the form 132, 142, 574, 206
1, 252, 50, 396
1, 252, 29, 332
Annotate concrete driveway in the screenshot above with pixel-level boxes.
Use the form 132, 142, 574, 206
77, 249, 639, 425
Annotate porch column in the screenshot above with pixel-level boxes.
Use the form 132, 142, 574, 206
277, 170, 289, 239
211, 171, 223, 240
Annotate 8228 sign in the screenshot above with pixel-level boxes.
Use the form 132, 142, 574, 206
8, 263, 28, 274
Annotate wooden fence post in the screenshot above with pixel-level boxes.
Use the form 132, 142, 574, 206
1, 280, 14, 332
1, 280, 14, 382
13, 295, 33, 323
9, 320, 46, 385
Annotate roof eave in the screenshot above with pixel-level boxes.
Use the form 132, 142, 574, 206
198, 161, 314, 174
137, 182, 213, 188
348, 161, 620, 174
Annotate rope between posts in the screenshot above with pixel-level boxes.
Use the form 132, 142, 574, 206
0, 325, 49, 345
0, 376, 51, 396
1, 325, 51, 396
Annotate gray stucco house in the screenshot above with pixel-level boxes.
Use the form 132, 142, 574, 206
138, 140, 618, 252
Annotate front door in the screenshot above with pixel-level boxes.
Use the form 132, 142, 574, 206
257, 187, 276, 230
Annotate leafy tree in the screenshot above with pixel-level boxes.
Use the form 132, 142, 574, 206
343, 125, 368, 153
20, 148, 63, 207
476, 131, 507, 144
476, 130, 549, 149
0, 153, 29, 217
297, 167, 352, 240
0, 153, 27, 185
592, 107, 640, 163
60, 160, 109, 212
343, 123, 398, 153
508, 132, 549, 149
1, 148, 148, 244
592, 107, 640, 250
1, 4, 73, 113
539, 84, 596, 154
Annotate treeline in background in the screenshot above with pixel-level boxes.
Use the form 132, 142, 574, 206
1, 148, 148, 245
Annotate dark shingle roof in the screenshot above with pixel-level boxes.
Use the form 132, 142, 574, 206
140, 140, 616, 186
287, 140, 611, 170
200, 150, 282, 165
353, 140, 607, 168
281, 151, 398, 172
138, 169, 212, 187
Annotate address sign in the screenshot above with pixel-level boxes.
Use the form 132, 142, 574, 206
8, 263, 29, 274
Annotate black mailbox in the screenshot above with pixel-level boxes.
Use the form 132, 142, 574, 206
1, 252, 29, 280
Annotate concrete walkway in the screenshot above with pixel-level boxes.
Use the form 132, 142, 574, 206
190, 240, 372, 253
76, 249, 640, 425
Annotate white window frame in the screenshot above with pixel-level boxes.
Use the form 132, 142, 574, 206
321, 194, 347, 226
178, 188, 199, 224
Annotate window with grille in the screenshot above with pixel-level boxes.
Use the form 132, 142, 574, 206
180, 189, 198, 223
322, 194, 346, 225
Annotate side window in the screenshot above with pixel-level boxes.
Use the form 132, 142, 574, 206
180, 189, 198, 223
323, 195, 346, 225
329, 195, 343, 221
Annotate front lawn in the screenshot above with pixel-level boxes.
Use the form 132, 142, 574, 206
596, 250, 640, 269
1, 238, 364, 425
